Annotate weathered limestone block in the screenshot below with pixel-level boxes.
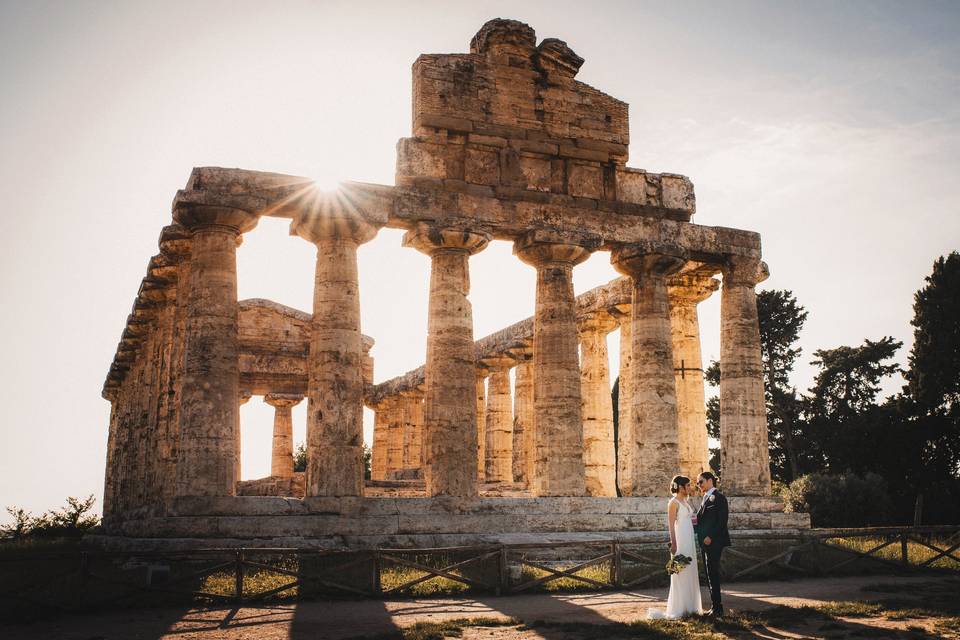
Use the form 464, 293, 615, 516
668, 274, 719, 482
578, 312, 617, 496
720, 257, 772, 496
290, 205, 381, 497
172, 202, 258, 497
403, 223, 491, 496
515, 230, 598, 496
612, 241, 687, 496
264, 394, 303, 478
482, 355, 515, 483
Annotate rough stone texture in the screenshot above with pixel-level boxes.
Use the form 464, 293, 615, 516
482, 355, 515, 482
399, 389, 425, 476
721, 257, 772, 496
614, 304, 632, 496
403, 223, 491, 496
172, 204, 258, 498
264, 394, 303, 478
370, 399, 391, 481
511, 349, 534, 486
668, 274, 718, 482
515, 233, 594, 496
578, 312, 617, 496
237, 473, 305, 497
383, 398, 404, 477
475, 369, 487, 481
236, 391, 252, 482
291, 208, 380, 497
612, 243, 687, 497
99, 495, 808, 547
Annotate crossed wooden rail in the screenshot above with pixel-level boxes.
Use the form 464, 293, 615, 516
1, 525, 957, 611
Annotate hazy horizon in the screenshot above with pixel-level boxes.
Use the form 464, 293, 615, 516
1, 0, 958, 519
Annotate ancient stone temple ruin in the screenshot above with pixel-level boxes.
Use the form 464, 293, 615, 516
100, 19, 809, 547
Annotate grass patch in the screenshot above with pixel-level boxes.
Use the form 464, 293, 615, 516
402, 617, 518, 640
815, 600, 885, 617
830, 535, 960, 571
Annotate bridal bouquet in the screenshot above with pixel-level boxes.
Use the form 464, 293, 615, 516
665, 553, 692, 575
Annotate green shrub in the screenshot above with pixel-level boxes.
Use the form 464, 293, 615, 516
781, 472, 894, 527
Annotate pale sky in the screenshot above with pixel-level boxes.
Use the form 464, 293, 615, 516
1, 1, 957, 519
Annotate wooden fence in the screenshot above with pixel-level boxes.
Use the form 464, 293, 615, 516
0, 525, 957, 613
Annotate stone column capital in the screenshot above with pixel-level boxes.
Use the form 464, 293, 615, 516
173, 202, 259, 235
238, 391, 253, 405
667, 274, 720, 305
264, 393, 304, 409
480, 354, 516, 371
577, 311, 619, 335
290, 207, 382, 246
402, 222, 492, 256
610, 241, 688, 279
723, 256, 770, 287
513, 230, 599, 268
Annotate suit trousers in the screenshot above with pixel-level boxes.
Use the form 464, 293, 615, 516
702, 545, 723, 609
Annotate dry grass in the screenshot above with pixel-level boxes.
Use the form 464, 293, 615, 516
829, 535, 960, 571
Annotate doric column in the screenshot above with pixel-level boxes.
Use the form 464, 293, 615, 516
172, 203, 258, 497
482, 355, 516, 483
578, 312, 618, 496
158, 225, 191, 502
236, 391, 252, 482
612, 242, 687, 496
476, 367, 488, 482
385, 397, 405, 477
370, 398, 392, 481
399, 389, 425, 475
668, 274, 719, 482
613, 304, 633, 495
509, 345, 534, 486
265, 394, 303, 478
720, 256, 772, 496
139, 254, 179, 505
514, 231, 597, 496
291, 211, 380, 497
403, 223, 491, 497
407, 387, 426, 474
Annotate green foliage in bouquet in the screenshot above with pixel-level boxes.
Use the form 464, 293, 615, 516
665, 553, 692, 575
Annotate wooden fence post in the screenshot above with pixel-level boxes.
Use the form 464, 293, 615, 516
498, 546, 509, 596
234, 550, 244, 602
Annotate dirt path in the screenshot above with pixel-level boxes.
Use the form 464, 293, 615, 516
2, 574, 956, 639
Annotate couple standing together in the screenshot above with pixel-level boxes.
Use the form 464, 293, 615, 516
649, 471, 731, 620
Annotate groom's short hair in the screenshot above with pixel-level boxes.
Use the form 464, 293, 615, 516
699, 471, 718, 484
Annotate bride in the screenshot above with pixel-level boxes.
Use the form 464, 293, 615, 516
648, 475, 703, 619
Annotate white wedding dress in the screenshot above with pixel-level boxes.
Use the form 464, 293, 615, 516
648, 497, 703, 619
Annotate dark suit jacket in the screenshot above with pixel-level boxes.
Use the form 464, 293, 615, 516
696, 490, 731, 549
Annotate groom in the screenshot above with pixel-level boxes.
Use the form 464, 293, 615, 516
695, 471, 730, 617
